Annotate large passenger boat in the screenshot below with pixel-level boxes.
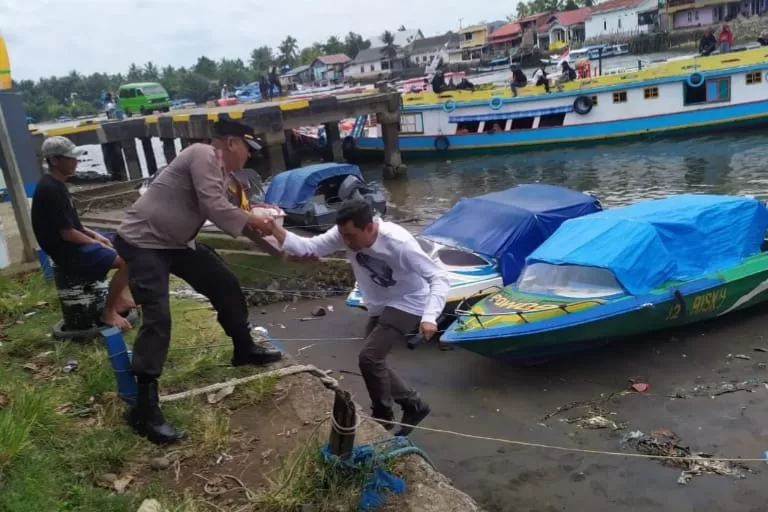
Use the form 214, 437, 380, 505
351, 47, 768, 157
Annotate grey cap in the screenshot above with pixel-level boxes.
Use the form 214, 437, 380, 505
41, 136, 86, 159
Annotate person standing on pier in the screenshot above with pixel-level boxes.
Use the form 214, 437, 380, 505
113, 119, 284, 445
31, 136, 135, 330
261, 199, 449, 436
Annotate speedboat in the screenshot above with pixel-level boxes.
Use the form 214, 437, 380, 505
263, 162, 387, 232
346, 184, 603, 326
441, 194, 768, 362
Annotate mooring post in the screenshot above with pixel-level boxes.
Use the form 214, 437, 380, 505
121, 138, 143, 180
262, 131, 287, 175
379, 119, 406, 179
140, 137, 158, 175
323, 121, 344, 162
103, 142, 128, 181
329, 389, 357, 458
161, 138, 177, 164
180, 138, 191, 149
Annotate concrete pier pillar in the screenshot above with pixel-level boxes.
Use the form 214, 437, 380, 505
262, 131, 287, 175
140, 137, 158, 175
161, 138, 176, 165
180, 138, 191, 149
323, 121, 344, 162
121, 138, 143, 180
380, 121, 406, 179
283, 129, 301, 170
102, 142, 127, 181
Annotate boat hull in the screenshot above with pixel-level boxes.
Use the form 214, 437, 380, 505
355, 101, 768, 158
441, 255, 768, 362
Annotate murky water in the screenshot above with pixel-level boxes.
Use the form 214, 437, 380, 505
363, 132, 768, 224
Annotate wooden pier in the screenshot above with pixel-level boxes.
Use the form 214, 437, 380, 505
34, 91, 405, 180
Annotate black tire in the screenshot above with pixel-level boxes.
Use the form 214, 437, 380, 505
434, 135, 450, 151
573, 95, 593, 115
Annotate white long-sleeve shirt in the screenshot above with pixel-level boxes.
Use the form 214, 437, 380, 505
281, 219, 450, 324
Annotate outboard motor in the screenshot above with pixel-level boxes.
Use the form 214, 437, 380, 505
338, 174, 368, 202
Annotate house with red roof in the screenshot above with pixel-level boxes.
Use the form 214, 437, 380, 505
489, 22, 523, 55
535, 7, 592, 50
584, 0, 660, 39
310, 54, 351, 82
516, 12, 555, 47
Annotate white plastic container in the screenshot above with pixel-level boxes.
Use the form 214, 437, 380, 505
251, 204, 285, 227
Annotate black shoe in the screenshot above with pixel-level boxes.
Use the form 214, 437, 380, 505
128, 379, 187, 445
395, 398, 431, 437
371, 405, 395, 431
232, 343, 283, 367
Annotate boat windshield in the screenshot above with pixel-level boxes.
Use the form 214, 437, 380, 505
517, 262, 626, 298
417, 236, 489, 267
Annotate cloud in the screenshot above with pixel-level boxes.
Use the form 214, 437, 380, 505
2, 0, 512, 80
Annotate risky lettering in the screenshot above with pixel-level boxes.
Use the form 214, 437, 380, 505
690, 288, 728, 315
487, 293, 560, 313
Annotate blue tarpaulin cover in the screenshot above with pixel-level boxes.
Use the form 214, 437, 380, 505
420, 184, 602, 284
527, 194, 768, 294
264, 163, 362, 209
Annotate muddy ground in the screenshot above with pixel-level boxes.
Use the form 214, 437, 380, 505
250, 297, 768, 512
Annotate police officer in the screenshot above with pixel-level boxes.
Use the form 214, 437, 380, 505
114, 119, 282, 444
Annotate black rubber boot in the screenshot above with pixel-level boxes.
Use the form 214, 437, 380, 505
232, 342, 283, 367
395, 397, 431, 437
371, 404, 395, 431
127, 378, 187, 445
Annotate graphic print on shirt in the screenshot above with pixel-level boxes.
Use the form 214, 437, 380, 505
355, 252, 397, 288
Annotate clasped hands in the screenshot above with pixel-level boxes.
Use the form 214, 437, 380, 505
247, 214, 319, 263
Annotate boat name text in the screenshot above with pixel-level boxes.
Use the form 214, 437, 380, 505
488, 293, 560, 312
665, 288, 727, 320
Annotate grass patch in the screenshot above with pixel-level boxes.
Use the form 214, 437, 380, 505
0, 270, 322, 511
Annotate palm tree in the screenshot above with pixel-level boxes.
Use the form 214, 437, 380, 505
278, 36, 299, 67
379, 31, 398, 72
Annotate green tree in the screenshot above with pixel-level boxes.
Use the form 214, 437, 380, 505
193, 56, 218, 78
143, 61, 160, 81
298, 45, 323, 65
324, 36, 345, 55
249, 46, 274, 76
343, 32, 371, 59
127, 63, 143, 82
178, 71, 213, 103
278, 36, 299, 66
218, 58, 251, 86
379, 31, 399, 70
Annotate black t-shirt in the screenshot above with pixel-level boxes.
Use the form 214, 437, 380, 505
31, 174, 85, 264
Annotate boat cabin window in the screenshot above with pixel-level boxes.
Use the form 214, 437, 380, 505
517, 262, 625, 298
643, 87, 659, 99
591, 95, 599, 105
455, 121, 480, 134
746, 71, 762, 85
436, 248, 488, 267
684, 77, 731, 106
400, 113, 424, 134
612, 91, 628, 103
510, 116, 535, 130
538, 112, 567, 127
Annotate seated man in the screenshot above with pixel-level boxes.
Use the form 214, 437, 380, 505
509, 63, 528, 98
31, 136, 134, 329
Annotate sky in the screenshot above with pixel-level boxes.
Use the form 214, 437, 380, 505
1, 0, 514, 81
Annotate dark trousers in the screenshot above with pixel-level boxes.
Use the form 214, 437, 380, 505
360, 307, 420, 413
114, 236, 252, 378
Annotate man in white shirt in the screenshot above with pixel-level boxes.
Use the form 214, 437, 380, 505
264, 199, 450, 435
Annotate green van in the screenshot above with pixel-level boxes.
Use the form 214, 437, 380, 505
117, 82, 171, 116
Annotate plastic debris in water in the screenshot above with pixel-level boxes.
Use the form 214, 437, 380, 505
63, 360, 79, 373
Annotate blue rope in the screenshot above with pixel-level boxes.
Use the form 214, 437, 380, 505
320, 436, 435, 511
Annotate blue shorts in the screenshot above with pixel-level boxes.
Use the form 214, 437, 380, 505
59, 230, 118, 281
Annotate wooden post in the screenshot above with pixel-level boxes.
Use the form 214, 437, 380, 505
323, 121, 344, 162
103, 142, 127, 181
328, 389, 356, 458
0, 102, 37, 263
140, 137, 158, 175
121, 138, 143, 180
380, 121, 406, 180
161, 138, 176, 165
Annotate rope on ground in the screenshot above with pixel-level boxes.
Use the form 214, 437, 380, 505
360, 415, 768, 464
159, 363, 339, 403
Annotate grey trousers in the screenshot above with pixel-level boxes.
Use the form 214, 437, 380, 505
360, 307, 420, 412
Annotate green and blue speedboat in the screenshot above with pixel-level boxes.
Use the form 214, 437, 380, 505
441, 194, 768, 362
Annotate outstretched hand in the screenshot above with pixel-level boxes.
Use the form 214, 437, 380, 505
247, 214, 276, 236
419, 321, 438, 342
